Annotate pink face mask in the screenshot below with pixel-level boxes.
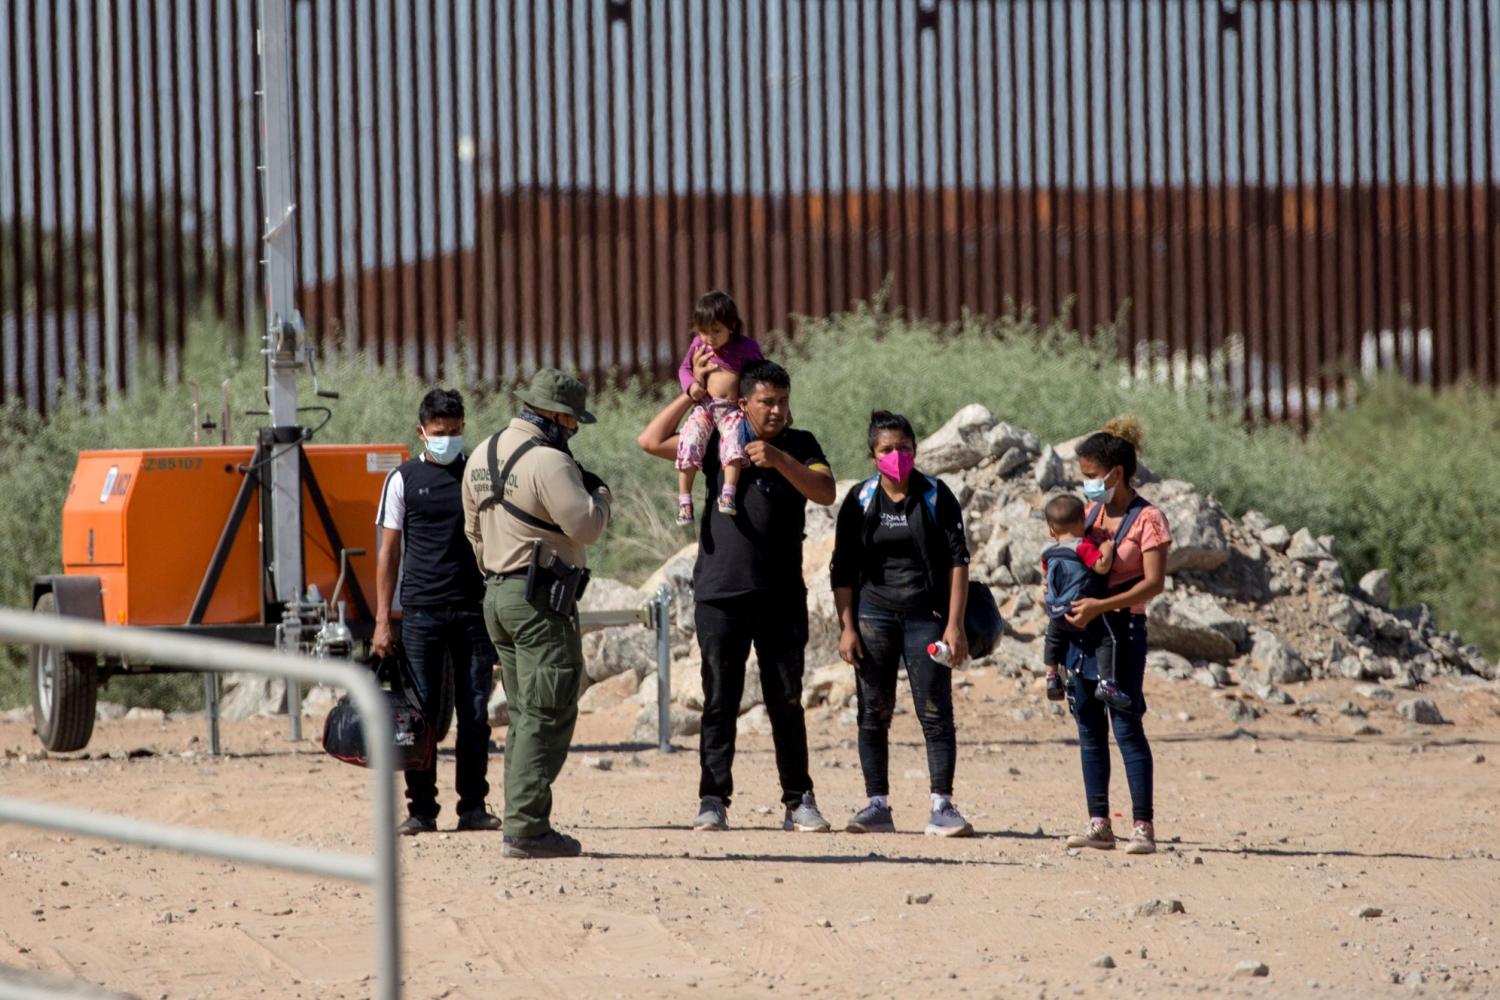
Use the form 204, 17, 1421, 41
877, 449, 915, 481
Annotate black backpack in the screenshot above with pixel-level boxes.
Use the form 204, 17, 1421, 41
321, 646, 435, 772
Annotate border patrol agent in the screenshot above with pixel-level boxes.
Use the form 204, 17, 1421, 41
463, 369, 611, 859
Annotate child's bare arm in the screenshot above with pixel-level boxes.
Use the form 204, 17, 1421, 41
1091, 539, 1115, 575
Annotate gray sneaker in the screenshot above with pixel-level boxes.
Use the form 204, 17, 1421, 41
845, 801, 896, 834
784, 792, 832, 833
924, 801, 975, 838
693, 796, 729, 831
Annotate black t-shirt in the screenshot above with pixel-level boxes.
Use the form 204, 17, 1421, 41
377, 456, 485, 610
858, 488, 929, 611
694, 426, 830, 602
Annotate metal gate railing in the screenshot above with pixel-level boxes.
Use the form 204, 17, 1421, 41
0, 609, 401, 1000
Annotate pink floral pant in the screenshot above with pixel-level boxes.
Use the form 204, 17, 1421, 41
676, 397, 747, 471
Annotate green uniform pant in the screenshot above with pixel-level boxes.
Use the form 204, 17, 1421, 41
482, 577, 584, 838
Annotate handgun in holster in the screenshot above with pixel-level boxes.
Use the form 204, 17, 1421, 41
523, 541, 591, 613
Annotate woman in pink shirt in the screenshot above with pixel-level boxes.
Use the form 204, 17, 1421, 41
1060, 417, 1171, 856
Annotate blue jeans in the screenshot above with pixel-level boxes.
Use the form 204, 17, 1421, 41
401, 605, 497, 821
1066, 611, 1153, 823
854, 602, 956, 797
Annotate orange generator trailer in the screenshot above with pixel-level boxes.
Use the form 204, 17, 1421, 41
31, 440, 407, 751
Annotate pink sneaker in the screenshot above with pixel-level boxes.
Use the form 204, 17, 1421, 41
1064, 818, 1116, 850
1123, 820, 1156, 855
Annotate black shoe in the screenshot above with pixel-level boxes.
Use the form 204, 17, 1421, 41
398, 815, 437, 837
456, 808, 503, 832
501, 830, 583, 859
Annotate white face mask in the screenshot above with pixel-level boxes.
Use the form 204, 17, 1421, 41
1082, 474, 1115, 504
422, 433, 464, 465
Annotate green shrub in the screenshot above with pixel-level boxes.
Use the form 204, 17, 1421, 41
2, 307, 1496, 709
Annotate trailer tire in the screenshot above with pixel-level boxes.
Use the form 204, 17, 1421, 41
31, 591, 99, 752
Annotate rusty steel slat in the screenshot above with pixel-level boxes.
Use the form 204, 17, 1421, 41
643, 0, 661, 371
519, 0, 537, 373
936, 0, 956, 323
449, 0, 469, 371
126, 0, 146, 386
624, 0, 642, 372
829, 0, 847, 314
1443, 0, 1460, 385
1005, 0, 1020, 311
353, 0, 374, 358
1484, 0, 1498, 385
76, 0, 95, 401
1064, 0, 1083, 337
1290, 0, 1310, 415
1197, 0, 1214, 379
148, 0, 166, 373
375, 0, 394, 365
683, 0, 700, 302
598, 0, 618, 375
1252, 0, 1270, 420
804, 0, 825, 322
894, 1, 913, 315
43, 0, 61, 400
783, 0, 801, 327
1024, 0, 1039, 317
1269, 0, 1288, 422
986, 1, 1002, 318
875, 0, 892, 308
1364, 0, 1382, 396
288, 0, 307, 349
564, 0, 583, 376
1217, 0, 1234, 405
1330, 0, 1348, 402
426, 0, 446, 373
752, 0, 770, 338
663, 0, 679, 351
305, 0, 327, 348
1143, 0, 1158, 376
1404, 0, 1420, 364
1122, 0, 1137, 361
1162, 0, 1179, 383
328, 0, 348, 349
1461, 0, 1479, 379
551, 0, 571, 375
1043, 0, 1059, 324
182, 0, 204, 360
1424, 0, 1441, 386
1086, 0, 1098, 335
845, 0, 865, 308
1235, 0, 1252, 420
398, 0, 418, 370
30, 0, 51, 406
1315, 0, 1332, 404
911, 3, 929, 318
4, 0, 20, 403
208, 0, 226, 318
65, 0, 86, 400
1385, 0, 1401, 378
583, 0, 605, 376
726, 0, 744, 314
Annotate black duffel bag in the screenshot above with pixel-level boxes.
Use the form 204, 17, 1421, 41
321, 646, 435, 771
964, 580, 1005, 659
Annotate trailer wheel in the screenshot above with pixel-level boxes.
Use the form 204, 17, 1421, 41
31, 591, 99, 752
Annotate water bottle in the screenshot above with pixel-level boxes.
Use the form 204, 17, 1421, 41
927, 641, 960, 668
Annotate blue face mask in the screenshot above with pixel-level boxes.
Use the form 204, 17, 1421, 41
423, 433, 464, 466
1082, 476, 1115, 503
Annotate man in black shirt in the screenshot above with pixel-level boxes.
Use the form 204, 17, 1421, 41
374, 388, 500, 835
638, 358, 837, 832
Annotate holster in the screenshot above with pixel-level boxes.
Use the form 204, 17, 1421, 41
523, 541, 590, 613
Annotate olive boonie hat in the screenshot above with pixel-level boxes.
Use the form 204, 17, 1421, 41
521, 367, 596, 424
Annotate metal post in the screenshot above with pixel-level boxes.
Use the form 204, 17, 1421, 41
287, 678, 302, 740
258, 0, 304, 609
654, 584, 672, 753
203, 671, 221, 755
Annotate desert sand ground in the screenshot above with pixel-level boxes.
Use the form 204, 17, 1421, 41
3, 667, 1499, 1000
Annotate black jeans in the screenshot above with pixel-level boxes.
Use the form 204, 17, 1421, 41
694, 590, 812, 808
1043, 614, 1117, 683
402, 605, 497, 821
854, 603, 956, 797
1068, 611, 1153, 822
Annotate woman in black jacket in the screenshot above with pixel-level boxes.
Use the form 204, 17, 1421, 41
831, 411, 974, 837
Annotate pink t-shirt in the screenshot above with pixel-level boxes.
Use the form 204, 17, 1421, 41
677, 334, 765, 393
1085, 498, 1172, 614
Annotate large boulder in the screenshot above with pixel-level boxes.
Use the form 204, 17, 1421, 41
634, 704, 701, 742
1136, 480, 1230, 574
640, 541, 699, 649
1001, 512, 1054, 586
1248, 629, 1311, 685
1146, 592, 1248, 663
917, 404, 999, 473
579, 577, 655, 682
1287, 527, 1335, 564
1358, 568, 1393, 608
219, 676, 286, 721
1032, 446, 1063, 491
